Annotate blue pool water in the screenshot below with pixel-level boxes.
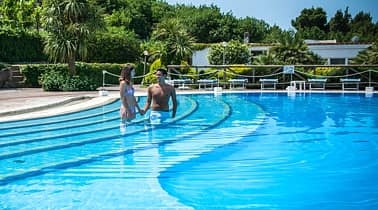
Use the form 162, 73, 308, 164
0, 93, 377, 209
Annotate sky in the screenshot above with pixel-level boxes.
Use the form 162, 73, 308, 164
163, 0, 378, 30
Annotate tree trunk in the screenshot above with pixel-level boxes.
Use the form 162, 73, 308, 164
68, 55, 76, 75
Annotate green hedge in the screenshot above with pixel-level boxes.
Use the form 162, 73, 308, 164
40, 70, 98, 91
0, 29, 46, 63
21, 62, 126, 89
87, 30, 141, 63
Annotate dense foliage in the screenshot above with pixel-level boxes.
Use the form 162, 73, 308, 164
208, 40, 250, 65
0, 29, 45, 63
352, 41, 378, 64
40, 70, 97, 91
21, 63, 124, 89
267, 31, 324, 65
151, 18, 195, 66
292, 7, 378, 42
87, 28, 141, 63
2, 1, 377, 48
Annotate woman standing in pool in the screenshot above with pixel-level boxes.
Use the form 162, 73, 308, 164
120, 65, 143, 124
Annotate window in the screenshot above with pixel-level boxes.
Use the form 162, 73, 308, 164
330, 58, 346, 65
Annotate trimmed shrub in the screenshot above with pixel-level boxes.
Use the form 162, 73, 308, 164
62, 76, 97, 91
39, 70, 66, 91
21, 62, 126, 90
40, 70, 97, 91
21, 64, 67, 87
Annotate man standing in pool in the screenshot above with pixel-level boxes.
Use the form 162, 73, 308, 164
143, 68, 177, 124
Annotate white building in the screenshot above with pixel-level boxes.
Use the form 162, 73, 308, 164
192, 40, 372, 66
306, 40, 371, 65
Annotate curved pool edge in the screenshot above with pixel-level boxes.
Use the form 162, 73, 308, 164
1, 90, 374, 123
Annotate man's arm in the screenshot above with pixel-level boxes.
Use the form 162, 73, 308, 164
171, 87, 177, 118
133, 96, 144, 115
143, 86, 152, 113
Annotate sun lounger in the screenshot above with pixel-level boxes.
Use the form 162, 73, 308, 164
340, 78, 360, 90
259, 79, 278, 90
308, 78, 327, 90
166, 79, 192, 89
229, 79, 248, 89
198, 79, 217, 90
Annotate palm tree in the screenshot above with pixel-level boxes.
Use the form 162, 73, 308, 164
270, 31, 323, 65
152, 18, 195, 66
42, 0, 103, 75
352, 41, 378, 64
252, 53, 278, 65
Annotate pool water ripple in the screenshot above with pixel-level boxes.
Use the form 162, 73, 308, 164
0, 96, 197, 179
0, 93, 377, 209
159, 93, 378, 209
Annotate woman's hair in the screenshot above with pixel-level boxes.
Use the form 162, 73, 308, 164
156, 68, 167, 75
119, 66, 132, 84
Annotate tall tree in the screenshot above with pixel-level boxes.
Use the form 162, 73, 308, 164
151, 0, 175, 25
349, 12, 376, 42
292, 7, 328, 39
292, 7, 328, 31
209, 12, 240, 42
98, 0, 155, 39
174, 4, 223, 43
96, 0, 126, 14
328, 7, 351, 41
152, 18, 195, 66
237, 17, 269, 43
329, 7, 351, 34
42, 0, 104, 75
263, 25, 284, 43
127, 0, 153, 39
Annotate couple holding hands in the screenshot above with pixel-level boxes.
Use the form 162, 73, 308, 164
119, 66, 177, 126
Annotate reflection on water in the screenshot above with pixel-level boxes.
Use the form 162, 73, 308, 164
0, 93, 377, 209
161, 93, 378, 209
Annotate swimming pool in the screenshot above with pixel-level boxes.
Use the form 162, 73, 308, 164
0, 92, 377, 209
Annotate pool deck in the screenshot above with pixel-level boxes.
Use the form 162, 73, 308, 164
0, 86, 374, 122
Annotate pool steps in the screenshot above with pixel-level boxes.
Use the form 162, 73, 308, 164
0, 99, 121, 130
0, 99, 183, 154
0, 111, 119, 138
38, 96, 265, 208
0, 99, 176, 145
0, 96, 198, 182
0, 95, 265, 191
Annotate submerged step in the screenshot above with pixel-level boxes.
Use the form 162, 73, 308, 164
0, 96, 198, 181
